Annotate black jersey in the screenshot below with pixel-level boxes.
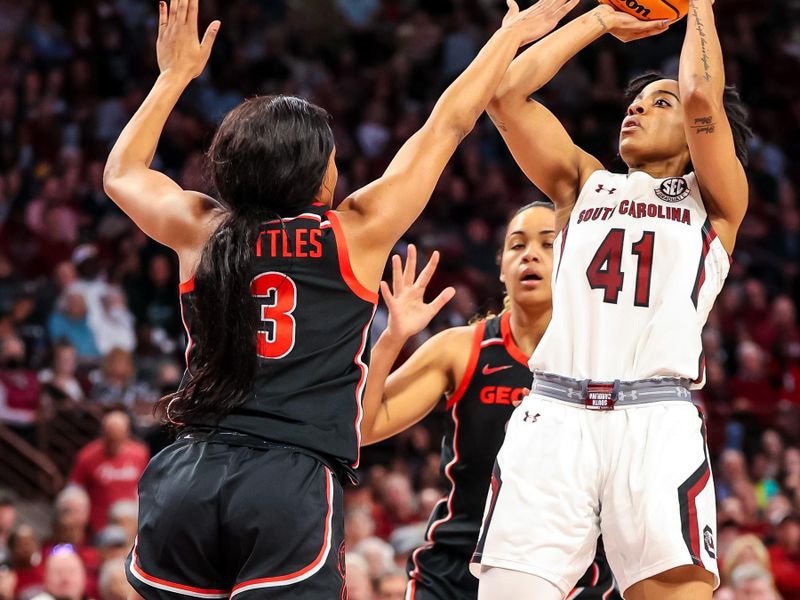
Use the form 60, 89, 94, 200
412, 312, 531, 557
177, 203, 377, 468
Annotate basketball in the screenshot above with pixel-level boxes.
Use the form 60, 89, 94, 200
599, 0, 689, 21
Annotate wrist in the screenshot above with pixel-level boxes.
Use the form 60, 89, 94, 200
380, 327, 410, 349
589, 5, 619, 32
496, 23, 527, 48
157, 69, 193, 88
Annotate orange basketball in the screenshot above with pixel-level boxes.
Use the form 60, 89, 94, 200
599, 0, 689, 21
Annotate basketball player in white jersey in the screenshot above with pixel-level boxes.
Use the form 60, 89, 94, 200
470, 2, 753, 600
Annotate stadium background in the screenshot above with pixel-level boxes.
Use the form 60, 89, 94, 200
0, 0, 798, 598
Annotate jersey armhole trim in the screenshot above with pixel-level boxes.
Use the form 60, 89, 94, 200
179, 278, 195, 294
325, 211, 379, 304
446, 322, 485, 410
500, 312, 530, 367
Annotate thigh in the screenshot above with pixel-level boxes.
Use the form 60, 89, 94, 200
600, 404, 719, 594
406, 545, 475, 600
225, 449, 345, 600
127, 440, 231, 600
477, 566, 563, 600
470, 397, 601, 596
624, 566, 714, 600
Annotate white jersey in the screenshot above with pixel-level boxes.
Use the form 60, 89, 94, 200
531, 170, 730, 387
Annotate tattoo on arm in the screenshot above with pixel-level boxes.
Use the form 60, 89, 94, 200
691, 116, 716, 134
689, 0, 712, 81
593, 12, 608, 33
490, 115, 508, 132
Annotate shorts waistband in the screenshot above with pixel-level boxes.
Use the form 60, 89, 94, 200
531, 371, 693, 410
177, 428, 356, 485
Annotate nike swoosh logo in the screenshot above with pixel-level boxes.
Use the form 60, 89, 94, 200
482, 364, 513, 376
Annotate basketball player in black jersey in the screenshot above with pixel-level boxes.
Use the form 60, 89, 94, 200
359, 204, 621, 600
102, 0, 589, 598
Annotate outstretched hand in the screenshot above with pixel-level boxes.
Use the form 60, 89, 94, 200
157, 0, 220, 81
381, 245, 456, 341
597, 5, 671, 42
502, 0, 582, 47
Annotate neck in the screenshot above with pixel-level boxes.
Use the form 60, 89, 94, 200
507, 303, 551, 356
627, 156, 689, 179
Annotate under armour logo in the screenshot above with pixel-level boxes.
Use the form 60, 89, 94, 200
617, 389, 638, 402
523, 411, 540, 423
675, 387, 691, 399
595, 184, 617, 195
566, 387, 583, 400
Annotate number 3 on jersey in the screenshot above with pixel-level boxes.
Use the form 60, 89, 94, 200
251, 272, 297, 359
586, 229, 655, 307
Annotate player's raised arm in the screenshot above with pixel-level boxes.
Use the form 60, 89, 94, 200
488, 6, 668, 219
360, 246, 462, 444
103, 0, 222, 255
335, 0, 581, 290
680, 0, 749, 253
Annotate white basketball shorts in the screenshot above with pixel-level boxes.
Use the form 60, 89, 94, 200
469, 395, 719, 596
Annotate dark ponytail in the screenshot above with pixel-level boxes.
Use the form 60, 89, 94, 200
161, 95, 334, 425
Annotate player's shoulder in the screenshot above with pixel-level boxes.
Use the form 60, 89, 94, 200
428, 323, 480, 347
421, 324, 483, 369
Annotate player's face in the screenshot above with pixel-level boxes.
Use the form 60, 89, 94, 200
619, 79, 689, 169
499, 207, 555, 309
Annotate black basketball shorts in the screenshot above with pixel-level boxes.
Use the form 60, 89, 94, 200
126, 436, 346, 599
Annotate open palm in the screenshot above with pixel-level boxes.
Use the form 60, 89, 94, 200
381, 245, 456, 341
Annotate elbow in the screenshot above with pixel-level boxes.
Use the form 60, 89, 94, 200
435, 116, 475, 144
681, 78, 724, 112
102, 159, 126, 197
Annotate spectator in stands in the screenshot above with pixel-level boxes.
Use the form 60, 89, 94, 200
38, 342, 84, 404
0, 549, 15, 600
345, 553, 374, 600
91, 289, 135, 357
53, 487, 89, 526
731, 341, 778, 426
105, 501, 137, 548
721, 534, 773, 588
729, 564, 780, 600
47, 291, 100, 363
0, 489, 17, 553
374, 472, 420, 540
88, 349, 152, 410
97, 558, 127, 600
768, 515, 800, 599
94, 526, 129, 563
345, 507, 376, 550
69, 411, 148, 534
8, 524, 44, 599
0, 335, 39, 444
30, 545, 86, 600
374, 569, 407, 600
69, 246, 112, 336
123, 254, 182, 341
353, 537, 395, 580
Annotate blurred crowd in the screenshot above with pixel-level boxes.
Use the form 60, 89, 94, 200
0, 0, 798, 599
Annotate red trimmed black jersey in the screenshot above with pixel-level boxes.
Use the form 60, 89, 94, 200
178, 203, 377, 468
413, 312, 530, 555
408, 313, 620, 600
